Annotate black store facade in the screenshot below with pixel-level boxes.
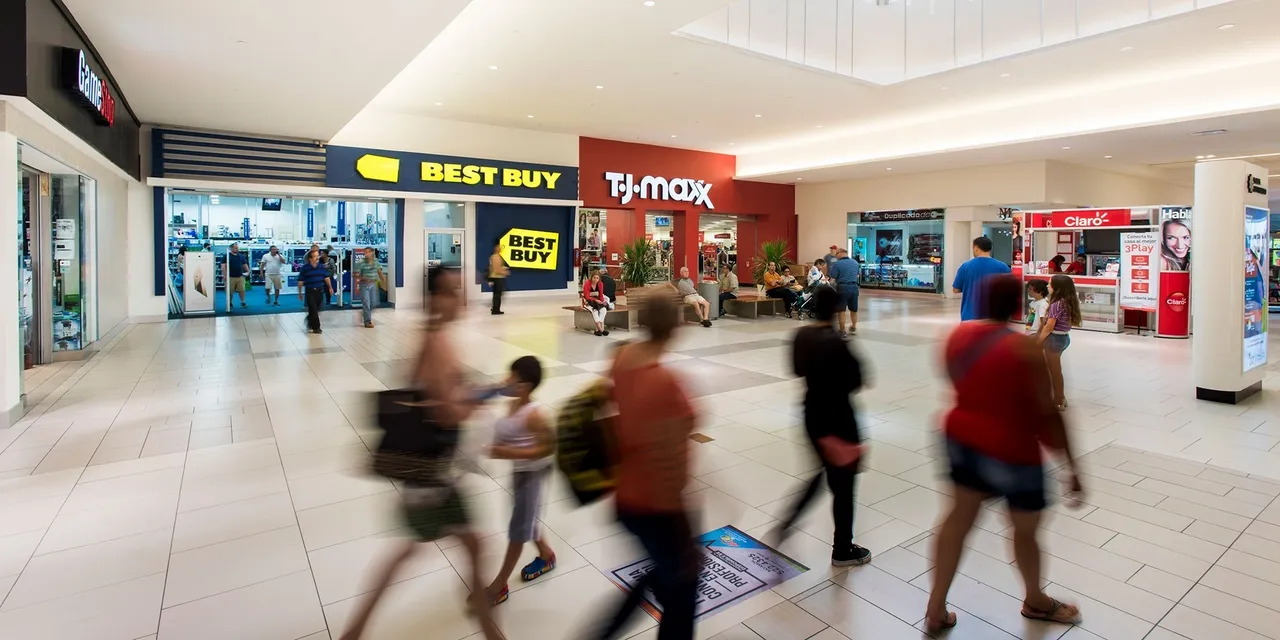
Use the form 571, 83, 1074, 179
1, 0, 143, 424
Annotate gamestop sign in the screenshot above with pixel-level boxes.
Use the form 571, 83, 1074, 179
1050, 209, 1131, 228
62, 49, 116, 126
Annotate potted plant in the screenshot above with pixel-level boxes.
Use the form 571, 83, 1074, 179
751, 238, 794, 285
620, 238, 661, 289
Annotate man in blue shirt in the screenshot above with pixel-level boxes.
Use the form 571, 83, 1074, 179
226, 243, 249, 310
297, 249, 334, 333
952, 236, 1011, 321
827, 248, 861, 336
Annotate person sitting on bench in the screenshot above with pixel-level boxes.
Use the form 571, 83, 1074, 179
717, 265, 738, 318
583, 270, 611, 336
675, 267, 712, 327
763, 262, 799, 318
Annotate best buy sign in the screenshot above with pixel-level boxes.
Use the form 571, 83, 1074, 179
326, 146, 579, 201
500, 229, 559, 270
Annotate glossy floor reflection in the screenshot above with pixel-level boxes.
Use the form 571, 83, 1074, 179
2, 292, 1280, 639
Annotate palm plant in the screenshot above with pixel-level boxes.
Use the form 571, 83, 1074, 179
751, 238, 794, 284
620, 238, 660, 287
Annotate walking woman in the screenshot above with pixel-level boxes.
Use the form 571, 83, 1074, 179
338, 268, 505, 640
775, 286, 871, 566
1037, 275, 1082, 410
591, 292, 698, 640
924, 275, 1083, 633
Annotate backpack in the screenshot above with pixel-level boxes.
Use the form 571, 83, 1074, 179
555, 381, 616, 505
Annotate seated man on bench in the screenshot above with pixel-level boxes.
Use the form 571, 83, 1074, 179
717, 265, 738, 318
675, 266, 712, 327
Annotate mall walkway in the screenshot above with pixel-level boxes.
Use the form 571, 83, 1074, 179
0, 294, 1278, 639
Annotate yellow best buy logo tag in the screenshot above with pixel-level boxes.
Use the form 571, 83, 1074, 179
500, 229, 559, 270
355, 154, 562, 192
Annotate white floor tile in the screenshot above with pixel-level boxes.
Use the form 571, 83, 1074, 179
0, 572, 164, 640
743, 600, 827, 640
797, 583, 925, 640
699, 464, 805, 508
295, 491, 401, 551
3, 528, 171, 610
1180, 585, 1280, 640
163, 525, 309, 607
1126, 565, 1194, 602
322, 567, 478, 640
170, 491, 297, 553
286, 470, 395, 511
1159, 604, 1267, 640
157, 569, 326, 640
36, 492, 178, 555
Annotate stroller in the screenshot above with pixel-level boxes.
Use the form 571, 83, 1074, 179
792, 282, 834, 320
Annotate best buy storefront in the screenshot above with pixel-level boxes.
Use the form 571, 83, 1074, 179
325, 146, 581, 305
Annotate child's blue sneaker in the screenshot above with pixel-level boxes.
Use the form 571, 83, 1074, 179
520, 555, 556, 582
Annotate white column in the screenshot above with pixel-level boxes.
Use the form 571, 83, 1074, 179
395, 198, 425, 309
0, 133, 21, 425
1192, 160, 1270, 403
943, 207, 1001, 299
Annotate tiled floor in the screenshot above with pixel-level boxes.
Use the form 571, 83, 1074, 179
2, 292, 1280, 639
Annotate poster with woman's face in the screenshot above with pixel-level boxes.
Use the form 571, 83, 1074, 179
1160, 208, 1191, 272
875, 229, 903, 258
1011, 213, 1026, 267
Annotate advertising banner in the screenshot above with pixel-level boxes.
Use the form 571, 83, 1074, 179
1120, 231, 1159, 311
1157, 272, 1190, 337
327, 145, 579, 201
337, 202, 347, 237
1159, 207, 1192, 272
1011, 211, 1026, 268
182, 252, 214, 315
1244, 206, 1269, 371
499, 228, 560, 270
306, 208, 314, 238
608, 526, 807, 622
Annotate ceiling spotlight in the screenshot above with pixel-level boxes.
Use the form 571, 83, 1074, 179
643, 0, 655, 5
1218, 23, 1235, 30
1196, 155, 1205, 159
595, 85, 604, 89
1206, 154, 1216, 158
729, 142, 735, 146
1104, 155, 1113, 159
434, 102, 443, 106
886, 167, 893, 171
999, 73, 1011, 78
670, 134, 677, 138
754, 114, 762, 118
940, 86, 949, 91
1120, 46, 1134, 52
796, 178, 803, 181
527, 115, 534, 118
815, 125, 823, 129
489, 65, 499, 70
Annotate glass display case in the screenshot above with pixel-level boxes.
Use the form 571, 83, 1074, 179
1077, 283, 1121, 332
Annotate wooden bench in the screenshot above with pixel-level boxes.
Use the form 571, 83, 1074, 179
563, 304, 636, 332
722, 293, 784, 319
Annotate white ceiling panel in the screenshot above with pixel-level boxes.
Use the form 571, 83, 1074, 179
906, 0, 956, 79
750, 0, 789, 59
678, 0, 1239, 85
983, 0, 1044, 60
852, 0, 901, 85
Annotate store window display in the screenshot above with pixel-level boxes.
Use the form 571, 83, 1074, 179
846, 209, 945, 294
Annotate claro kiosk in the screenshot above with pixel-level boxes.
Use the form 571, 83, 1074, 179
1011, 206, 1191, 337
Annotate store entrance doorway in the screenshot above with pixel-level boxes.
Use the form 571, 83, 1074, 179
426, 229, 466, 306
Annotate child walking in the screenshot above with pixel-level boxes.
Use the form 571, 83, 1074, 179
1025, 280, 1049, 335
1037, 275, 1082, 410
486, 355, 557, 605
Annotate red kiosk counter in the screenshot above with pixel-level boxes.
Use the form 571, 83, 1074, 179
1011, 206, 1191, 337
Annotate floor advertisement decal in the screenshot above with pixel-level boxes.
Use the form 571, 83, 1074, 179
606, 525, 809, 621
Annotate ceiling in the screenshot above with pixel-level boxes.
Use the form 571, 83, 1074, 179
62, 0, 472, 139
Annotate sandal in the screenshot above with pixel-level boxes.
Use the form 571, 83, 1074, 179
1021, 598, 1080, 624
925, 610, 957, 634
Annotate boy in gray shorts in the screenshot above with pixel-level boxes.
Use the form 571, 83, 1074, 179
485, 355, 557, 605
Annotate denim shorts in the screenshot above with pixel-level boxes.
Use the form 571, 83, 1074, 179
509, 467, 548, 543
946, 438, 1046, 512
836, 284, 860, 313
1045, 333, 1071, 354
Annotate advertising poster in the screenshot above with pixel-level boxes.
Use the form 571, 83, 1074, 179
1011, 212, 1026, 268
1159, 207, 1192, 272
183, 251, 214, 314
875, 229, 903, 258
854, 238, 868, 263
608, 525, 808, 622
1244, 206, 1269, 372
1120, 231, 1159, 311
1157, 207, 1192, 338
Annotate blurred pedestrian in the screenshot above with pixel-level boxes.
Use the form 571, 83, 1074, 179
484, 355, 557, 605
924, 275, 1082, 633
590, 292, 698, 640
338, 268, 504, 640
774, 286, 871, 566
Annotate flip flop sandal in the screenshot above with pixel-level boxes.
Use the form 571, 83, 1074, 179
1021, 598, 1080, 624
925, 610, 958, 634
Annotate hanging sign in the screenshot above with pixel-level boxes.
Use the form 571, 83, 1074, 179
1050, 209, 1131, 228
605, 172, 715, 209
499, 228, 560, 270
1120, 231, 1159, 311
306, 208, 314, 238
1244, 206, 1269, 372
855, 209, 946, 222
337, 202, 347, 237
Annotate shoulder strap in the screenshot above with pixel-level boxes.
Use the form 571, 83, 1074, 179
948, 326, 1013, 382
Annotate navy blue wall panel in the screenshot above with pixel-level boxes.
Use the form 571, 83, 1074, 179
475, 203, 573, 292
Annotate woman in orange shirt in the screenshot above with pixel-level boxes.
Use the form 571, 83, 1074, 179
763, 261, 799, 317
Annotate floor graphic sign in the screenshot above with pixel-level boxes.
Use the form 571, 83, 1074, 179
607, 525, 808, 621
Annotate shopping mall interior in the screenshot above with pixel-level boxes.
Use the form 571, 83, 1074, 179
3, 1, 1280, 639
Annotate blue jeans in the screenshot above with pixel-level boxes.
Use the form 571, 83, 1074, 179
359, 283, 377, 324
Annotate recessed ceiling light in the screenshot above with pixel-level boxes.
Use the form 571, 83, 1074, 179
489, 65, 499, 70
729, 142, 735, 146
1206, 154, 1216, 158
527, 115, 534, 118
434, 102, 443, 106
1218, 23, 1235, 30
1196, 155, 1206, 159
1104, 155, 1113, 159
595, 85, 604, 89
886, 167, 893, 171
999, 73, 1011, 78
1120, 46, 1134, 52
670, 134, 677, 138
643, 0, 655, 5
815, 125, 823, 129
1061, 146, 1071, 150
796, 178, 802, 181
940, 86, 949, 91
754, 114, 762, 118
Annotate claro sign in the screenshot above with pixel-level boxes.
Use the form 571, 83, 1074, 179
1050, 209, 1132, 228
61, 49, 116, 127
604, 172, 715, 209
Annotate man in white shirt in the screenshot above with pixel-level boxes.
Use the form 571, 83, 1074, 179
260, 245, 287, 306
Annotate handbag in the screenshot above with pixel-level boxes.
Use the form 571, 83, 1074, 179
371, 388, 460, 485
